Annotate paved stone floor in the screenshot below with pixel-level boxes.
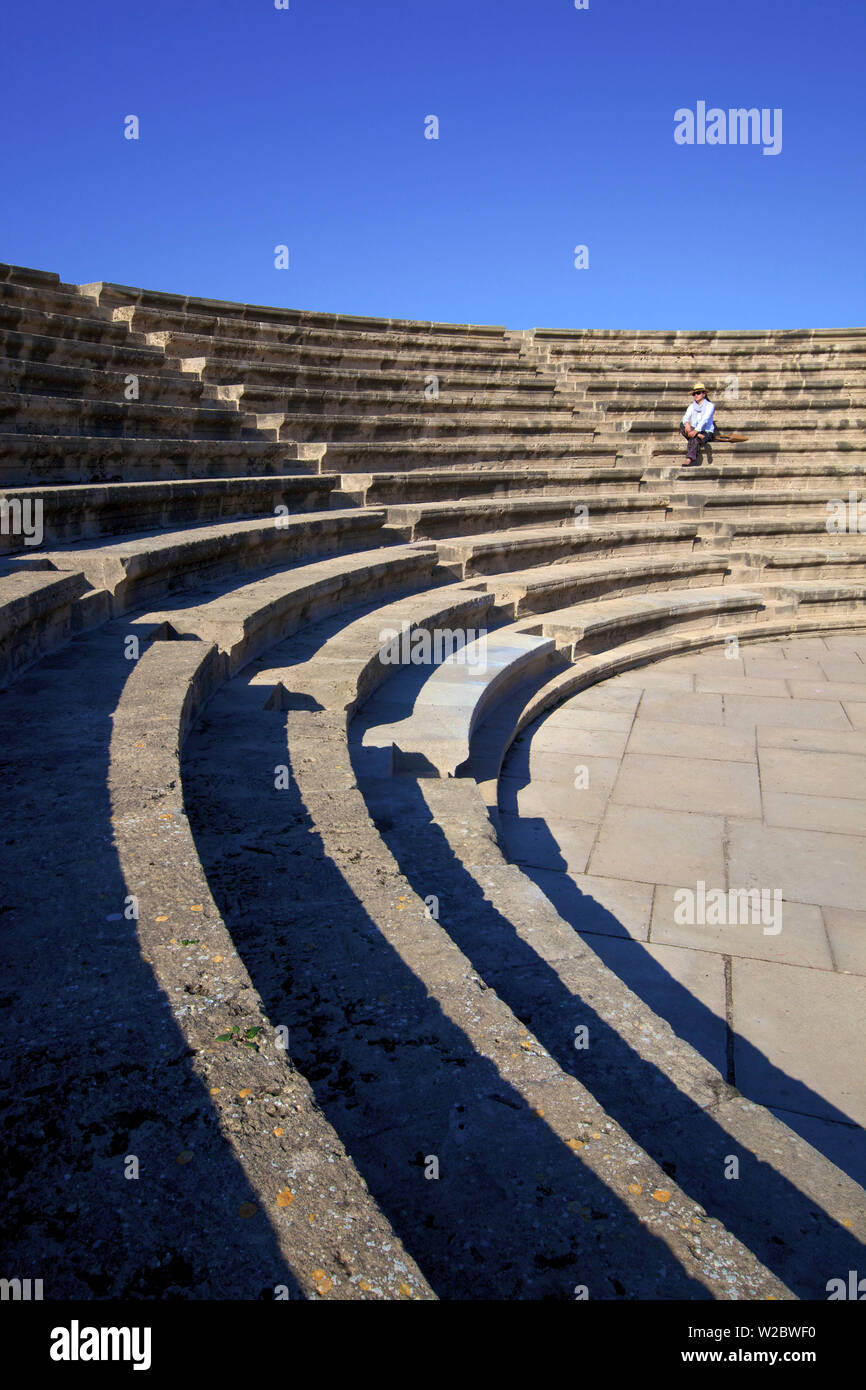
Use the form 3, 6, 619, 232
499, 632, 866, 1182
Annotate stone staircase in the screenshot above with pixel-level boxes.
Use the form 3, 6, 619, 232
0, 262, 864, 1300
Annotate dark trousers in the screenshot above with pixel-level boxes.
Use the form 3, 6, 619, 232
680, 424, 713, 462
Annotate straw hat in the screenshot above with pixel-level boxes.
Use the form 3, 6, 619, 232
692, 381, 707, 392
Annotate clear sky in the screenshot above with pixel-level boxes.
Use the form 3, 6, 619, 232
2, 0, 863, 330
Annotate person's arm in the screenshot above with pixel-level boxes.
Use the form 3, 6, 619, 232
703, 402, 715, 432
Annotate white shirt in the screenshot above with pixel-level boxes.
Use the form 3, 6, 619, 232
682, 398, 715, 432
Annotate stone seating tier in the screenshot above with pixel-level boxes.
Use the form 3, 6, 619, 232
0, 302, 142, 347
0, 436, 322, 486
0, 327, 180, 375
0, 356, 232, 408
0, 474, 340, 550
0, 390, 246, 439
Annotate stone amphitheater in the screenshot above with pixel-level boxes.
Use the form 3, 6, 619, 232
1, 261, 864, 1301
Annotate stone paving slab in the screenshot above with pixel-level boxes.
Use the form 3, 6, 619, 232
610, 752, 762, 818
738, 640, 812, 658
651, 652, 745, 676
553, 683, 642, 716
528, 719, 632, 759
757, 746, 866, 799
743, 657, 826, 679
637, 689, 724, 725
813, 656, 866, 682
762, 789, 866, 836
757, 723, 866, 755
527, 703, 635, 734
778, 637, 846, 658
732, 958, 866, 1127
512, 746, 623, 785
498, 813, 598, 874
727, 819, 866, 911
823, 908, 866, 975
651, 886, 833, 970
723, 694, 852, 730
587, 805, 727, 885
788, 678, 866, 701
695, 673, 791, 697
501, 758, 619, 824
626, 717, 755, 762
529, 868, 655, 941
611, 668, 695, 691
843, 701, 866, 729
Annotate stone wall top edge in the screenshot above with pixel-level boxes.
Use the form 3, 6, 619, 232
0, 264, 62, 288
533, 327, 866, 339
80, 278, 508, 336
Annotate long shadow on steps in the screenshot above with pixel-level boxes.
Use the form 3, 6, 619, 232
352, 771, 865, 1301
183, 674, 711, 1300
0, 626, 302, 1300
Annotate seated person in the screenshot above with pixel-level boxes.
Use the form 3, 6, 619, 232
680, 382, 715, 465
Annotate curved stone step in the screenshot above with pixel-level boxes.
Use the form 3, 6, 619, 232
249, 582, 495, 715
241, 382, 564, 416
223, 364, 553, 397
0, 474, 340, 552
746, 547, 866, 582
0, 277, 118, 322
344, 465, 645, 506
535, 585, 769, 653
0, 326, 177, 374
133, 541, 441, 674
0, 354, 202, 406
664, 461, 866, 489
359, 587, 778, 783
0, 568, 105, 686
385, 493, 670, 540
0, 389, 243, 440
0, 301, 141, 347
478, 553, 738, 613
319, 439, 615, 473
437, 521, 701, 577
87, 281, 512, 350
365, 623, 564, 778
0, 434, 319, 486
571, 377, 866, 401
0, 263, 63, 288
165, 330, 534, 375
266, 411, 587, 446
35, 508, 395, 612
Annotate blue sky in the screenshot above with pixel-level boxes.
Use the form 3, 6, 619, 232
2, 0, 863, 329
